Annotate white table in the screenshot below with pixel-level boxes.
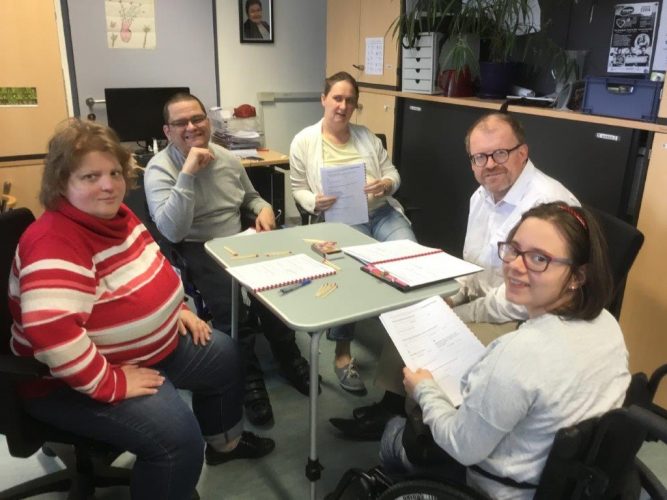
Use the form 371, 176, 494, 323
205, 223, 460, 499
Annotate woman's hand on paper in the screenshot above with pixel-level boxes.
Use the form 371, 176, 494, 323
315, 193, 337, 212
178, 308, 212, 345
403, 367, 434, 397
255, 206, 276, 232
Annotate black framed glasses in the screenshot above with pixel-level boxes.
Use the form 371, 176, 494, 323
497, 241, 572, 273
469, 143, 523, 168
167, 114, 208, 129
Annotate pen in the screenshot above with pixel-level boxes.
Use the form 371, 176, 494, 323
280, 279, 312, 294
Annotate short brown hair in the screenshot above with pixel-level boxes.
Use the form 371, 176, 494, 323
464, 112, 527, 153
506, 202, 613, 321
40, 119, 136, 210
323, 71, 359, 106
162, 92, 207, 124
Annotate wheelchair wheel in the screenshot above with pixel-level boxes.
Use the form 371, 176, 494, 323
378, 479, 485, 500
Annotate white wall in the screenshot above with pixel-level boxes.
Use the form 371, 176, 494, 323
215, 0, 326, 109
216, 0, 327, 220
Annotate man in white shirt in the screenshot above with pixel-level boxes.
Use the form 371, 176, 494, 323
331, 111, 579, 440
447, 111, 579, 343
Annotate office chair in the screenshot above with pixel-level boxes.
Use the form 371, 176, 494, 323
587, 205, 644, 318
0, 208, 132, 499
294, 133, 391, 226
125, 167, 212, 321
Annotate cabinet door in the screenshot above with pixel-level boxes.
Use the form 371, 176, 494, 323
0, 0, 68, 158
358, 0, 400, 86
620, 132, 667, 407
356, 91, 396, 157
326, 0, 361, 78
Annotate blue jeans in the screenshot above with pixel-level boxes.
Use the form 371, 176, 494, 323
23, 331, 244, 500
328, 204, 416, 342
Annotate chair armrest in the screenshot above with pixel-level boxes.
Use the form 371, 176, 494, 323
629, 405, 667, 443
0, 354, 49, 379
648, 363, 667, 398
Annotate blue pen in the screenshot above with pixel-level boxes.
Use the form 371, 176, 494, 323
280, 279, 312, 294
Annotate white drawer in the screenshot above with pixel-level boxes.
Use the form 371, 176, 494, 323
403, 45, 435, 59
403, 67, 432, 80
403, 56, 433, 69
402, 77, 436, 93
403, 32, 438, 48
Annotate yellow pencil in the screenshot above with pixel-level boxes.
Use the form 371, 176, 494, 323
322, 258, 341, 271
232, 253, 260, 260
224, 246, 238, 256
303, 238, 326, 243
320, 283, 338, 298
265, 251, 293, 257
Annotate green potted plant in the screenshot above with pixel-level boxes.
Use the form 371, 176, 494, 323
391, 0, 576, 98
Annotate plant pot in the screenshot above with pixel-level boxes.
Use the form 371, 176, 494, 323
438, 68, 475, 97
478, 61, 514, 99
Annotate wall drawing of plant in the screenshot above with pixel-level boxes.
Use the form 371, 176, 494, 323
142, 25, 151, 48
110, 32, 118, 48
118, 0, 142, 43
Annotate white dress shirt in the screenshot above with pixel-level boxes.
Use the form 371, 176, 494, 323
453, 160, 580, 323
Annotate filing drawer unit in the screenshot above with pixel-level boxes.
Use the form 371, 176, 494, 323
402, 32, 442, 94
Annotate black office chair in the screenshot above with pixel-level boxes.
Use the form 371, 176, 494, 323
587, 205, 644, 318
125, 167, 212, 321
0, 208, 132, 499
294, 133, 391, 226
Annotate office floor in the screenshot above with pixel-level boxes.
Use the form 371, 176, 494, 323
0, 318, 388, 499
2, 317, 666, 499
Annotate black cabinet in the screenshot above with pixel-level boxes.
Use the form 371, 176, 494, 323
394, 98, 648, 255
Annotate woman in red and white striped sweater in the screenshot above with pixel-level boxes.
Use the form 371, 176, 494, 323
8, 119, 274, 499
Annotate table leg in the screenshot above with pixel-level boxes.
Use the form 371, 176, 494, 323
304, 329, 324, 500
231, 278, 239, 341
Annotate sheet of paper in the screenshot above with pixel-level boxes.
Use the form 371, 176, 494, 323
230, 148, 259, 158
321, 163, 369, 225
652, 0, 667, 70
375, 252, 483, 288
227, 253, 334, 292
341, 239, 440, 264
380, 296, 485, 407
365, 37, 384, 75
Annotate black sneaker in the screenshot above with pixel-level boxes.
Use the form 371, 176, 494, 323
205, 431, 275, 466
244, 377, 274, 425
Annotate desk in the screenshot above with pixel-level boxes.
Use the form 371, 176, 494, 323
241, 149, 289, 220
205, 223, 459, 499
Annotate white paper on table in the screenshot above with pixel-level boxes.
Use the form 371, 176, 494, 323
230, 149, 259, 158
365, 37, 384, 75
380, 296, 486, 406
321, 163, 369, 225
375, 252, 483, 288
342, 239, 440, 264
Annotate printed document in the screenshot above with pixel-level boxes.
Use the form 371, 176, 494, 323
374, 252, 483, 288
380, 296, 485, 406
342, 239, 439, 264
321, 163, 368, 225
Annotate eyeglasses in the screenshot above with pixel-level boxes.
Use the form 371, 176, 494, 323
167, 114, 208, 129
469, 144, 523, 168
497, 241, 572, 273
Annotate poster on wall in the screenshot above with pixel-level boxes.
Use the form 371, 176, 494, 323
105, 0, 156, 49
607, 2, 659, 74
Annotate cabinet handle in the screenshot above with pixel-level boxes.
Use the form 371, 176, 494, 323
352, 64, 365, 71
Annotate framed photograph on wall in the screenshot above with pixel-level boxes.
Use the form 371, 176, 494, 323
239, 0, 273, 44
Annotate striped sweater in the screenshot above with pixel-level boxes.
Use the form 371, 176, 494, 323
8, 200, 185, 403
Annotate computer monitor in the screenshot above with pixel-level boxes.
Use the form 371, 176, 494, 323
104, 86, 190, 148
